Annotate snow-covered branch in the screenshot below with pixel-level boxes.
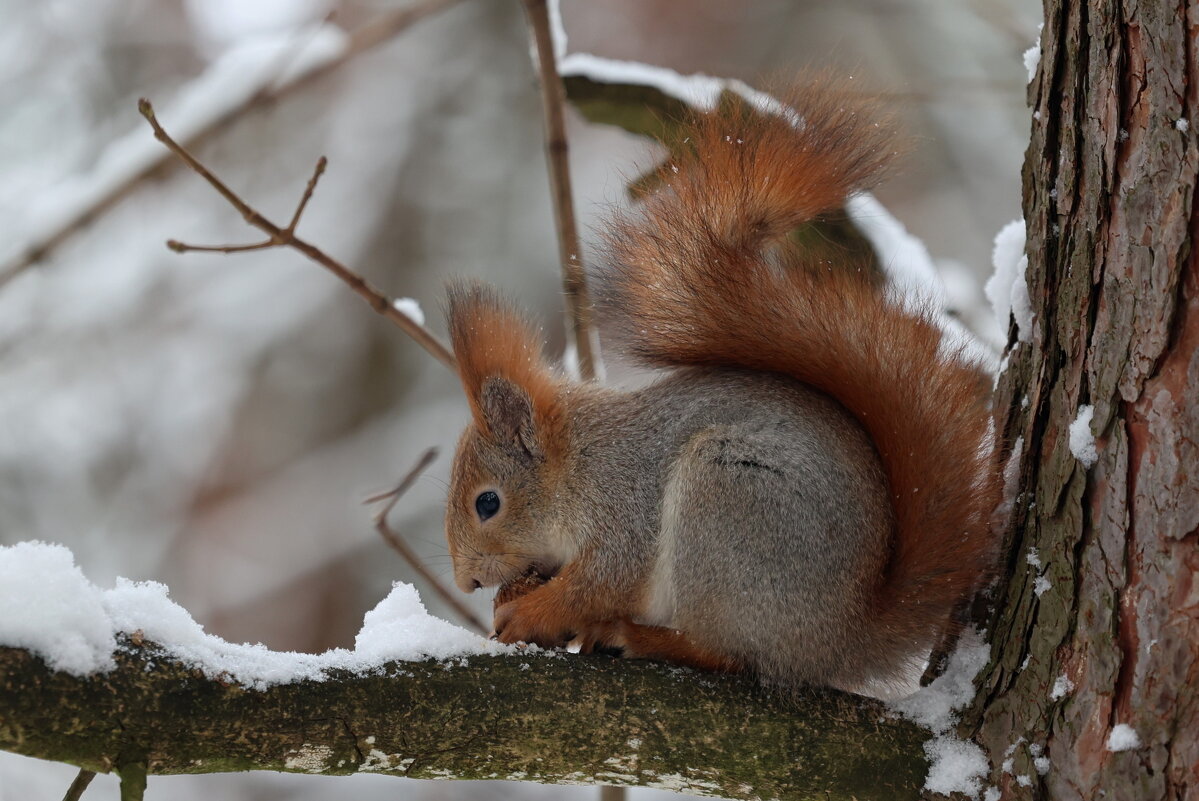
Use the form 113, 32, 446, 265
0, 640, 928, 801
0, 542, 928, 800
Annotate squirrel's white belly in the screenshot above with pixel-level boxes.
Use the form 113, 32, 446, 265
638, 459, 686, 628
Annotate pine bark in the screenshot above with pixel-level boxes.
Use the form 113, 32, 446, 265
971, 0, 1198, 799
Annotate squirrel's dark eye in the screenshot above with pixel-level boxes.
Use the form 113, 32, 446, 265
475, 491, 501, 521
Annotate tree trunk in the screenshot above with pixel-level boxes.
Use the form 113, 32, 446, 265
969, 0, 1198, 799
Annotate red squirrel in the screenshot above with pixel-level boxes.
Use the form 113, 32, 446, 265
442, 82, 999, 691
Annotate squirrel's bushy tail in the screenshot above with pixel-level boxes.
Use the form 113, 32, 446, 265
598, 82, 999, 669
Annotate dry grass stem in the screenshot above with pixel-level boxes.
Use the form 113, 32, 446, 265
368, 447, 488, 635
138, 100, 455, 370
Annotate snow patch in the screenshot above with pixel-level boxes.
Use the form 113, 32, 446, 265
1069, 405, 1098, 468
891, 630, 989, 732
891, 629, 992, 798
0, 541, 510, 689
0, 542, 116, 674
985, 220, 1034, 343
1176, 118, 1190, 133
1023, 25, 1043, 82
1033, 576, 1052, 597
924, 736, 989, 798
391, 297, 425, 326
847, 194, 997, 370
547, 0, 568, 61
1107, 724, 1141, 752
1050, 674, 1074, 701
556, 52, 786, 118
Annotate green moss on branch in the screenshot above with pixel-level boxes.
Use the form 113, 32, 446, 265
0, 642, 928, 800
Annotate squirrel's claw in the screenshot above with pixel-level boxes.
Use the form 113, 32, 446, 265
492, 597, 575, 649
572, 620, 632, 658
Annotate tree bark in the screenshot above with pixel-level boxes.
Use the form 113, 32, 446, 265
0, 641, 929, 801
970, 0, 1198, 799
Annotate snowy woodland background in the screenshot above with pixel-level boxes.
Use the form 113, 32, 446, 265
0, 0, 1039, 798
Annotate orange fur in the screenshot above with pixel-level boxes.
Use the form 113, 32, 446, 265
446, 281, 562, 450
586, 621, 742, 673
598, 82, 999, 666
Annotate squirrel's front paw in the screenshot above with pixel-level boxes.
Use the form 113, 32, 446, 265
492, 597, 576, 648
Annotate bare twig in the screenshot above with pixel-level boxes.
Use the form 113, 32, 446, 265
0, 0, 463, 287
368, 447, 488, 635
520, 0, 599, 380
138, 100, 455, 370
61, 769, 96, 801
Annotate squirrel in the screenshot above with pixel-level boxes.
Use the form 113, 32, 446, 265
441, 81, 999, 692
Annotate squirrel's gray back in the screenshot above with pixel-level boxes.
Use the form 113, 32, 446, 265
565, 368, 896, 689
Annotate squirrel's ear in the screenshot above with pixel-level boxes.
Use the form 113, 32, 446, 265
446, 281, 558, 455
480, 377, 542, 459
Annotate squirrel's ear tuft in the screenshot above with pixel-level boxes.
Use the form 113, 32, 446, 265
446, 281, 559, 454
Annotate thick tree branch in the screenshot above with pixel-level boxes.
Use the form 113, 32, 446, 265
138, 100, 455, 370
0, 642, 928, 800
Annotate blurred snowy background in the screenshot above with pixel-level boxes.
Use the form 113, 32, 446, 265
0, 0, 1037, 798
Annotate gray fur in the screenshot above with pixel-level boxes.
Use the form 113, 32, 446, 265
563, 368, 893, 688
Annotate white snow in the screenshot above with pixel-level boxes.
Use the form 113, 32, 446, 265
0, 541, 510, 689
923, 736, 989, 798
985, 220, 1034, 343
557, 52, 781, 117
1033, 576, 1052, 597
847, 193, 997, 370
847, 193, 945, 309
1023, 25, 1043, 82
1026, 548, 1041, 569
891, 629, 989, 732
1069, 404, 1098, 468
0, 542, 116, 674
547, 0, 568, 61
984, 787, 1002, 801
1049, 674, 1074, 701
1176, 118, 1190, 133
891, 629, 992, 798
392, 297, 426, 326
558, 53, 728, 111
1107, 724, 1141, 752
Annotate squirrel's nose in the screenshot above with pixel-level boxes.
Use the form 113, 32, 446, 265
455, 573, 483, 593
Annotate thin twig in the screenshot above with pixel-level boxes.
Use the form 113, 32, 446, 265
0, 0, 463, 287
167, 240, 275, 254
138, 100, 455, 370
61, 769, 96, 801
520, 0, 599, 381
369, 447, 488, 635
